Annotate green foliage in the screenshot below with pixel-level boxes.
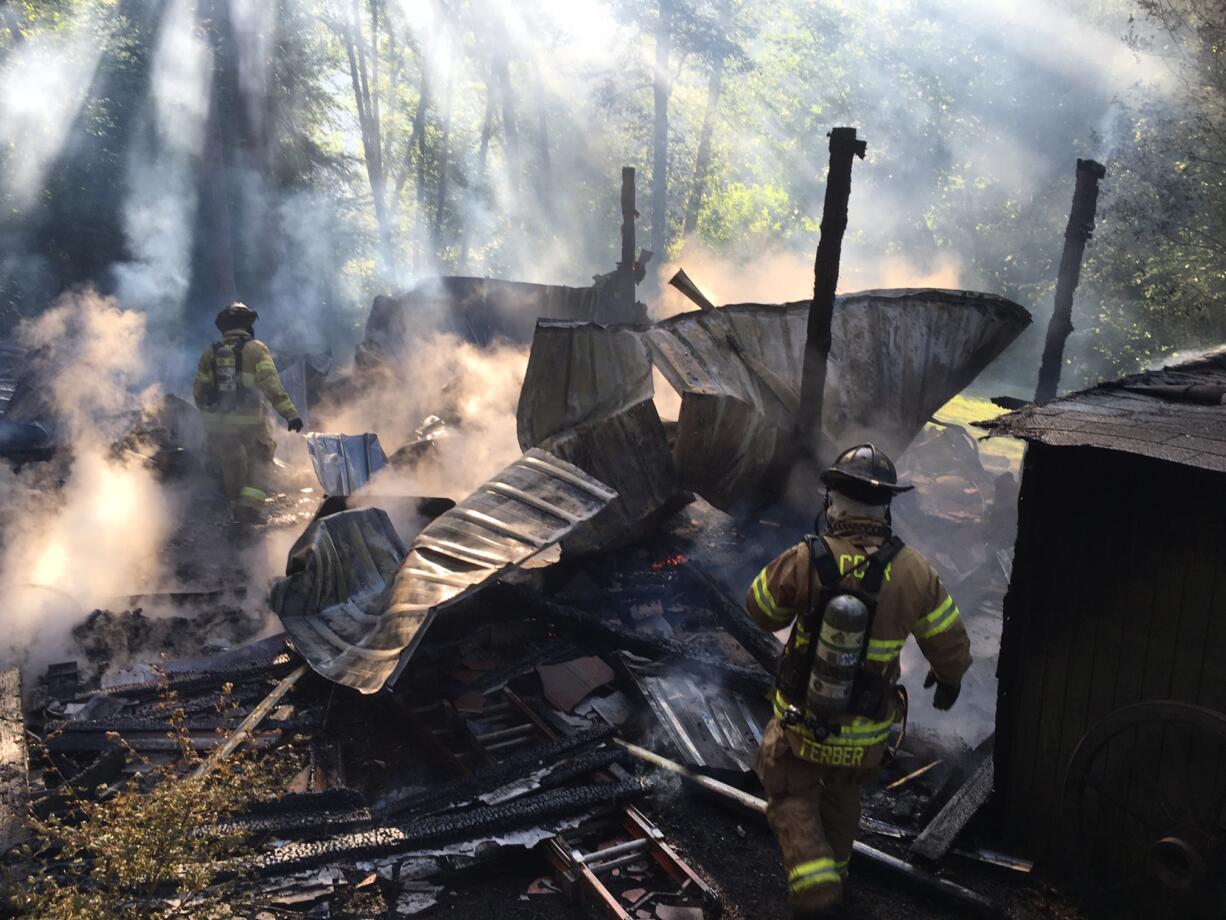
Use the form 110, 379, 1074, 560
1084, 0, 1226, 373
12, 683, 298, 920
4, 0, 1225, 385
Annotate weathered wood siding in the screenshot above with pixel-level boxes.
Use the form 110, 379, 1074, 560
995, 443, 1226, 864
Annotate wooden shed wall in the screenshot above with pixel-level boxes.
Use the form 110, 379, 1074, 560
994, 444, 1226, 863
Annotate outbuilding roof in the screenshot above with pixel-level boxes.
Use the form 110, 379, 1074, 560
977, 347, 1226, 472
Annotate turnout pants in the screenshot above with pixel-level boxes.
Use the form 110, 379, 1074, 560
205, 419, 277, 510
756, 719, 877, 913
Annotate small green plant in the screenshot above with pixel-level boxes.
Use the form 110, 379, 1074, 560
14, 680, 299, 920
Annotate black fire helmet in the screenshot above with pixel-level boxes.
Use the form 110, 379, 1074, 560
215, 302, 259, 333
820, 443, 913, 504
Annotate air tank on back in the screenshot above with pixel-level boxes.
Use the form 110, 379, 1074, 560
806, 593, 869, 719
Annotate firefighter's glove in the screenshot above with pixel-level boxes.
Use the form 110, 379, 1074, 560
924, 670, 961, 711
287, 416, 304, 433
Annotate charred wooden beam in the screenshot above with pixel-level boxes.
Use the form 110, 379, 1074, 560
680, 560, 781, 672
1034, 158, 1107, 403
668, 268, 716, 312
617, 741, 1002, 917
493, 585, 773, 699
794, 127, 866, 465
911, 746, 995, 862
611, 166, 639, 321
191, 662, 309, 780
241, 777, 649, 876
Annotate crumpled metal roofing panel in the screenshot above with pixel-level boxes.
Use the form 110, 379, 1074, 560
306, 433, 389, 497
271, 508, 407, 690
518, 321, 681, 554
647, 289, 1031, 509
517, 322, 654, 449
276, 450, 615, 693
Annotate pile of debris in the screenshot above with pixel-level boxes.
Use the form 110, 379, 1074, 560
8, 520, 1032, 918
0, 278, 1050, 918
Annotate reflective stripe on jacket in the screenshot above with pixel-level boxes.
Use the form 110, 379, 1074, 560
745, 520, 972, 768
192, 331, 298, 428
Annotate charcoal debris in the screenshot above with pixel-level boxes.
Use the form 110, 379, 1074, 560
10, 280, 1040, 920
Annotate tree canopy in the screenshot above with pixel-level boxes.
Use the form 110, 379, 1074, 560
0, 0, 1220, 392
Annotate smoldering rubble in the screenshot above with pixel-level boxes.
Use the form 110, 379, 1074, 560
0, 274, 1043, 919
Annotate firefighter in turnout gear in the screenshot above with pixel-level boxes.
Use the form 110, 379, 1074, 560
746, 444, 971, 918
192, 303, 303, 521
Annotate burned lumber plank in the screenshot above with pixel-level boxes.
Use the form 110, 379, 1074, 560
617, 741, 1001, 918
494, 585, 773, 699
680, 560, 781, 672
375, 726, 617, 819
0, 668, 29, 854
191, 662, 309, 780
910, 747, 995, 862
242, 777, 650, 876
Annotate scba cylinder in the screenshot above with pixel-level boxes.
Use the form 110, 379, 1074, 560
805, 593, 869, 719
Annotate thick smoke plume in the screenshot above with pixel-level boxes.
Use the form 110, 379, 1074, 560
321, 332, 529, 500
0, 291, 174, 678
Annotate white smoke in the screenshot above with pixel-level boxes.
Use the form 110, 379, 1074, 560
0, 15, 109, 210
111, 0, 213, 337
0, 291, 175, 678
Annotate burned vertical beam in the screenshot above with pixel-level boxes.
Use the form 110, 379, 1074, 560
611, 166, 640, 322
1034, 158, 1107, 403
794, 127, 867, 465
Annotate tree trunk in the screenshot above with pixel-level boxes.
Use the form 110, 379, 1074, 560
197, 91, 238, 307
404, 41, 431, 269
493, 47, 519, 183
432, 60, 454, 258
683, 19, 727, 239
651, 0, 673, 262
531, 58, 554, 219
344, 0, 394, 274
460, 87, 495, 271
195, 0, 237, 308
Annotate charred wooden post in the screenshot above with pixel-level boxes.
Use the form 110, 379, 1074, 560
1034, 158, 1107, 403
610, 166, 640, 321
794, 127, 867, 464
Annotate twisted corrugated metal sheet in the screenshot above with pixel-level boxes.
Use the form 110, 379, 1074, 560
274, 450, 616, 693
647, 289, 1031, 510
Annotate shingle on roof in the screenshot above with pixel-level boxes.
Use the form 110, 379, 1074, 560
976, 347, 1226, 473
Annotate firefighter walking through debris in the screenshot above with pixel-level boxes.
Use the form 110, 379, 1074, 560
746, 444, 971, 918
193, 303, 303, 522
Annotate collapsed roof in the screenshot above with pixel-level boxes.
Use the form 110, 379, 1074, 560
522, 289, 1031, 513
364, 275, 649, 352
274, 449, 617, 693
978, 346, 1226, 472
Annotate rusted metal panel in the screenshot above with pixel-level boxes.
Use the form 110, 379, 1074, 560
275, 449, 614, 693
647, 289, 1031, 510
